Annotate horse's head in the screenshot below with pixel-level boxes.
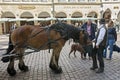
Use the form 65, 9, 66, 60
79, 30, 90, 46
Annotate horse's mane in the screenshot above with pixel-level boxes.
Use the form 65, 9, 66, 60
50, 22, 80, 41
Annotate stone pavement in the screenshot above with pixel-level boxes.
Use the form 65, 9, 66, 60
0, 34, 120, 80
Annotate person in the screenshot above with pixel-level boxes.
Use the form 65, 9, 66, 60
90, 18, 107, 73
103, 20, 117, 60
114, 19, 120, 32
81, 19, 97, 59
11, 23, 17, 31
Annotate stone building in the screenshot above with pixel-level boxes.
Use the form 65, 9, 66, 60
0, 0, 120, 34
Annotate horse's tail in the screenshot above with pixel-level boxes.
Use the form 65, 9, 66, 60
1, 34, 14, 63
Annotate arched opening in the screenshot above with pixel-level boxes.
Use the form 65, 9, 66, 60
20, 12, 34, 25
71, 12, 83, 27
38, 12, 51, 26
55, 12, 67, 23
1, 11, 15, 34
87, 11, 98, 24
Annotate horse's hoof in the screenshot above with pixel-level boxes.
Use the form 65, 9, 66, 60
1, 57, 9, 63
7, 67, 16, 76
19, 64, 29, 72
49, 64, 55, 70
23, 66, 29, 72
54, 66, 62, 74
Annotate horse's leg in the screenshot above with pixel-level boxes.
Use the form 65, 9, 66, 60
18, 48, 28, 72
1, 34, 14, 63
7, 56, 16, 76
81, 52, 84, 59
69, 49, 73, 58
74, 50, 76, 57
49, 46, 62, 73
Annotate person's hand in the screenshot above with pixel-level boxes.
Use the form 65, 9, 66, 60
92, 39, 95, 42
96, 45, 99, 48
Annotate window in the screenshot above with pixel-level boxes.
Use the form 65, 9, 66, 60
104, 0, 109, 1
22, 0, 29, 2
113, 0, 118, 1
41, 0, 47, 2
2, 0, 11, 2
68, 0, 76, 2
13, 0, 19, 2
31, 0, 39, 2
78, 0, 85, 2
88, 0, 95, 2
58, 0, 66, 2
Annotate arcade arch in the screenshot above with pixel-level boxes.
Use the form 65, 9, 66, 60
71, 12, 83, 26
1, 11, 15, 33
38, 12, 50, 18
87, 11, 98, 24
55, 12, 67, 18
38, 12, 51, 26
20, 12, 34, 25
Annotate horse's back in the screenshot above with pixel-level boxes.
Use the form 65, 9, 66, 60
11, 25, 40, 45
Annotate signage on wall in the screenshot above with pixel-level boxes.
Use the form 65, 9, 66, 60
18, 5, 36, 10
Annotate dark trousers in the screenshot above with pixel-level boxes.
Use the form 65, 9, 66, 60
91, 46, 105, 69
84, 45, 93, 57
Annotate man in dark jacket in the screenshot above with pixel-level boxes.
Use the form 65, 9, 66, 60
81, 19, 97, 59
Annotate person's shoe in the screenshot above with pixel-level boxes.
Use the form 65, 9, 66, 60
89, 57, 92, 60
96, 68, 104, 73
106, 58, 111, 60
90, 66, 98, 70
83, 57, 86, 60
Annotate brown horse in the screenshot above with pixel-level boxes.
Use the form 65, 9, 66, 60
1, 22, 89, 76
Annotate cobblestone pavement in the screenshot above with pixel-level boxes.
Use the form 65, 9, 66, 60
0, 34, 120, 80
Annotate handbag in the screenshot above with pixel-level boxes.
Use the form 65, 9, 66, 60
113, 44, 120, 53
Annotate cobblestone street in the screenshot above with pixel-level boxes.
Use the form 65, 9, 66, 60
0, 34, 120, 80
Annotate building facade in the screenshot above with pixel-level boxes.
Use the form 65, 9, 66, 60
0, 0, 120, 34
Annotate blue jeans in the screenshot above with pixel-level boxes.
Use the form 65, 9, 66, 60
103, 39, 115, 59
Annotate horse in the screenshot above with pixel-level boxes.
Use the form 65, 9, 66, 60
1, 22, 89, 76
